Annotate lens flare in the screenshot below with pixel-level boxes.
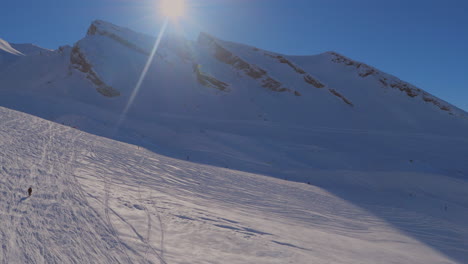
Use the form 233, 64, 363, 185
115, 18, 169, 132
161, 0, 185, 19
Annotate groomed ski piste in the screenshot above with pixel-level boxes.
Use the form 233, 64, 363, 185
1, 106, 468, 264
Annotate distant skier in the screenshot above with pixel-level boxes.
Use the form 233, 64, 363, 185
28, 187, 32, 197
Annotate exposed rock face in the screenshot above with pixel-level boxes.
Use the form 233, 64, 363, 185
329, 89, 354, 106
329, 51, 377, 78
193, 64, 229, 91
199, 33, 301, 96
96, 86, 120, 97
263, 51, 356, 105
86, 23, 98, 35
389, 81, 419, 98
277, 55, 306, 74
265, 52, 326, 89
87, 21, 149, 56
265, 53, 306, 74
211, 40, 266, 79
70, 45, 120, 97
57, 45, 70, 54
262, 77, 289, 93
304, 75, 325, 88
423, 96, 450, 111
328, 51, 452, 113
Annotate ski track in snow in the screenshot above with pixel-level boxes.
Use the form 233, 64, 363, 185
1, 112, 137, 263
1, 107, 468, 263
2, 19, 468, 264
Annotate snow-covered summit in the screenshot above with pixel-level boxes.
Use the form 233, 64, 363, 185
86, 20, 154, 55
323, 51, 461, 115
0, 38, 24, 56
0, 38, 53, 76
0, 38, 24, 67
0, 19, 467, 175
1, 38, 51, 57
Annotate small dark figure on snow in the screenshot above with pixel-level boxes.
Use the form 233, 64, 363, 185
28, 187, 32, 197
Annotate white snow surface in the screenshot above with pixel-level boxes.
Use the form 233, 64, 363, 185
1, 20, 468, 263
0, 39, 23, 56
0, 38, 51, 68
1, 106, 468, 264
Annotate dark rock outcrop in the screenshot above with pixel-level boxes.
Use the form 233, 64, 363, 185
211, 41, 266, 79
70, 45, 120, 97
199, 33, 300, 96
87, 21, 149, 56
423, 96, 450, 111
265, 52, 326, 89
390, 82, 420, 98
328, 51, 453, 113
329, 89, 354, 106
262, 77, 289, 93
265, 53, 306, 74
304, 75, 325, 88
193, 64, 229, 91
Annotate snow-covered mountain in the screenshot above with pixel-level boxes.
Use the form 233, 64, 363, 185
0, 38, 48, 67
0, 20, 467, 179
1, 20, 468, 263
1, 20, 467, 126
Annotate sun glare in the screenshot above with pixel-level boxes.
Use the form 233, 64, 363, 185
161, 0, 185, 19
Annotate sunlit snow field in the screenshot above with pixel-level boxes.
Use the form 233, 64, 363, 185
1, 107, 467, 263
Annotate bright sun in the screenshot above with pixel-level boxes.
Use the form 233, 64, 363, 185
161, 0, 185, 19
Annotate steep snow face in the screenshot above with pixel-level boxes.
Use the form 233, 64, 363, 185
0, 38, 23, 56
2, 20, 467, 129
74, 21, 468, 122
10, 43, 51, 56
0, 38, 52, 67
200, 35, 468, 132
289, 52, 466, 116
0, 38, 23, 67
2, 106, 468, 263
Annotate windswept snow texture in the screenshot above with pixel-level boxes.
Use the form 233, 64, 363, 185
1, 107, 468, 264
1, 20, 468, 263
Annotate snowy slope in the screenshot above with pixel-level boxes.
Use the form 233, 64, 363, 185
0, 38, 51, 67
0, 39, 23, 56
1, 20, 468, 263
1, 106, 468, 263
0, 20, 467, 179
0, 38, 24, 67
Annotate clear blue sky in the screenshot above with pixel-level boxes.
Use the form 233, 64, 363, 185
1, 0, 467, 111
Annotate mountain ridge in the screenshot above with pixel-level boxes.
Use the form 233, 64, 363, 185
3, 19, 465, 116
0, 20, 467, 179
